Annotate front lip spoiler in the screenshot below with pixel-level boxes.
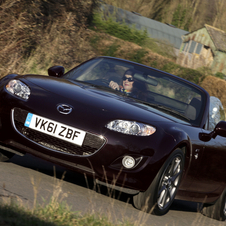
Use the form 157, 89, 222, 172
0, 143, 24, 156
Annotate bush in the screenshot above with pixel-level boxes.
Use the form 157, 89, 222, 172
128, 48, 148, 63
160, 62, 179, 73
176, 67, 205, 85
91, 12, 149, 46
215, 72, 225, 79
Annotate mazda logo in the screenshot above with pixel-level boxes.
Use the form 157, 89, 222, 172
57, 104, 73, 114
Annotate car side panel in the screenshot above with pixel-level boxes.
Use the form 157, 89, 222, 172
176, 128, 226, 203
189, 132, 226, 193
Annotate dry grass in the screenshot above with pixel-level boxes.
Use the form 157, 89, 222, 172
201, 76, 226, 109
1, 169, 225, 226
0, 0, 97, 77
0, 170, 135, 226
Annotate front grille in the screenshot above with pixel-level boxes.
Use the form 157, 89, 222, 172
12, 108, 106, 156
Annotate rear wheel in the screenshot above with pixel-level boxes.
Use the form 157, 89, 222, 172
133, 149, 185, 215
0, 150, 15, 162
201, 188, 226, 221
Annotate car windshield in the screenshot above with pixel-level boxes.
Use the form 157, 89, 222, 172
64, 57, 206, 126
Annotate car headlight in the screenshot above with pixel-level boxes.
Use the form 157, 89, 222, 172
6, 80, 30, 100
106, 120, 156, 136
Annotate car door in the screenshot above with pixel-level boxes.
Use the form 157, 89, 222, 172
186, 98, 226, 194
187, 132, 226, 193
179, 125, 206, 191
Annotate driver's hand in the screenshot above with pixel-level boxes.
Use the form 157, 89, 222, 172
109, 81, 119, 90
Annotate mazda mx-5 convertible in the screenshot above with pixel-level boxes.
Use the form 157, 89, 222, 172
0, 56, 226, 220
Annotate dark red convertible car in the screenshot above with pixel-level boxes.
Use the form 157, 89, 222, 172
0, 56, 226, 220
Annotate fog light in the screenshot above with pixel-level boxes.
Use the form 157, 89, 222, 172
122, 156, 135, 169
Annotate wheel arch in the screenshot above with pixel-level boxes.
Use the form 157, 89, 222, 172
133, 147, 186, 215
155, 127, 193, 188
159, 127, 192, 171
137, 127, 192, 192
176, 142, 191, 182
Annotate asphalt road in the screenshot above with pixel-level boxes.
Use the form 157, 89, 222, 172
0, 153, 225, 226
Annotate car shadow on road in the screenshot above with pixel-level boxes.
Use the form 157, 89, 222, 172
9, 153, 134, 204
10, 153, 200, 214
171, 199, 202, 213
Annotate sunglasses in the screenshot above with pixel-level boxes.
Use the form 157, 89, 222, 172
122, 76, 134, 82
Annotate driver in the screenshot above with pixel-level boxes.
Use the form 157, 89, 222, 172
109, 69, 135, 95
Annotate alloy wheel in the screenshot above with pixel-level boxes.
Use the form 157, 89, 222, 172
157, 156, 182, 210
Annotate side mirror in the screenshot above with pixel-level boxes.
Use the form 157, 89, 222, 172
213, 121, 226, 138
48, 66, 65, 77
199, 121, 226, 141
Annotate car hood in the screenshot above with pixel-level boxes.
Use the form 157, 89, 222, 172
22, 75, 185, 124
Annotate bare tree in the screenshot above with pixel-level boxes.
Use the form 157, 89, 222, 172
213, 0, 226, 30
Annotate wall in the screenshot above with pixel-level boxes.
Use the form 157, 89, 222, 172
177, 26, 226, 74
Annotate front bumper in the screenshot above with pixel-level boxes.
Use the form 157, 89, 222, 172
12, 107, 106, 157
0, 95, 167, 193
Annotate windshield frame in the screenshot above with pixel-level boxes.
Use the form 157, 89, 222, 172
64, 56, 209, 127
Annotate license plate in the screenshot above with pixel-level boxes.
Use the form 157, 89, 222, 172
24, 113, 86, 146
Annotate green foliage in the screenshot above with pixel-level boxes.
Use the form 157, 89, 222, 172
172, 4, 181, 27
102, 42, 120, 57
215, 72, 225, 79
90, 35, 101, 48
196, 66, 213, 77
184, 18, 192, 31
143, 39, 176, 60
128, 48, 148, 64
160, 61, 179, 73
147, 61, 207, 85
89, 35, 120, 57
0, 201, 133, 226
89, 34, 103, 54
150, 60, 158, 68
171, 4, 191, 31
91, 12, 149, 46
176, 67, 205, 85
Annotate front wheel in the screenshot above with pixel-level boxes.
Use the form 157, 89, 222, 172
133, 148, 185, 215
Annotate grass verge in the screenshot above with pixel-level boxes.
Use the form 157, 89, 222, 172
0, 201, 134, 226
0, 171, 134, 226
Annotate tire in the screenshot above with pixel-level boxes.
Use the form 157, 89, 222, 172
133, 148, 185, 215
0, 149, 15, 162
201, 188, 226, 221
